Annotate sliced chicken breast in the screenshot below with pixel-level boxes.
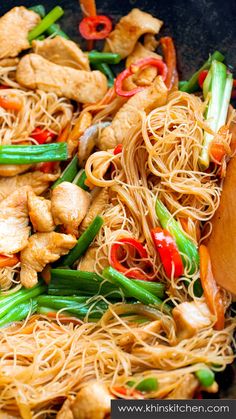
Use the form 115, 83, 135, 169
0, 7, 40, 59
173, 301, 212, 339
28, 190, 55, 233
20, 232, 76, 288
166, 374, 199, 399
80, 188, 109, 230
16, 54, 107, 104
0, 164, 32, 177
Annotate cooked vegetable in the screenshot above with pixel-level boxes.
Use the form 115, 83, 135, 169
112, 386, 141, 397
0, 299, 38, 328
28, 6, 64, 42
88, 50, 121, 65
199, 61, 232, 169
49, 268, 166, 299
0, 254, 19, 268
115, 58, 168, 97
127, 377, 158, 392
46, 23, 69, 39
73, 169, 90, 191
179, 50, 224, 93
110, 237, 150, 280
199, 245, 224, 330
113, 144, 123, 155
59, 216, 104, 266
79, 15, 112, 40
92, 62, 114, 87
51, 154, 79, 189
103, 266, 171, 314
160, 36, 178, 89
195, 368, 215, 387
151, 227, 184, 278
155, 198, 199, 274
30, 127, 56, 144
198, 69, 208, 89
0, 143, 68, 165
29, 5, 46, 18
0, 96, 22, 112
79, 0, 97, 50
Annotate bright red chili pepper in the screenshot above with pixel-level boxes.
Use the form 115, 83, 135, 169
198, 70, 209, 89
115, 58, 168, 97
110, 237, 150, 280
39, 161, 58, 173
160, 36, 178, 89
112, 386, 142, 398
31, 127, 56, 144
113, 143, 123, 155
79, 15, 112, 40
151, 227, 184, 278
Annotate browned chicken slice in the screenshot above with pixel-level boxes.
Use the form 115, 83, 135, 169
118, 320, 162, 351
0, 7, 40, 59
28, 190, 55, 233
20, 232, 76, 288
78, 247, 97, 272
57, 382, 114, 419
207, 155, 236, 295
80, 188, 109, 230
0, 57, 19, 67
0, 186, 30, 254
32, 36, 90, 71
166, 374, 199, 399
16, 54, 108, 104
51, 182, 91, 236
173, 301, 212, 339
0, 171, 59, 201
0, 164, 32, 177
98, 76, 168, 150
104, 9, 163, 59
124, 42, 162, 90
143, 33, 159, 51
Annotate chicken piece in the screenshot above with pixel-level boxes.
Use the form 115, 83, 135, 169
28, 190, 54, 232
0, 57, 19, 67
98, 76, 168, 150
51, 182, 91, 236
0, 187, 30, 254
78, 247, 97, 272
173, 301, 212, 339
32, 36, 90, 71
207, 155, 236, 295
124, 42, 162, 90
166, 374, 199, 399
20, 232, 76, 288
57, 399, 74, 419
71, 382, 114, 419
118, 320, 162, 351
0, 412, 18, 419
0, 7, 40, 59
104, 9, 162, 59
143, 33, 159, 51
80, 188, 109, 231
16, 54, 107, 104
0, 164, 31, 177
0, 171, 59, 201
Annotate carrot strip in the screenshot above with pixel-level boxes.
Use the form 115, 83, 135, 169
57, 122, 71, 143
0, 96, 22, 112
199, 245, 224, 330
160, 36, 178, 90
0, 254, 19, 268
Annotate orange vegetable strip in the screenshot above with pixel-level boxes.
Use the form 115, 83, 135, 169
160, 36, 178, 89
0, 254, 19, 268
0, 96, 22, 112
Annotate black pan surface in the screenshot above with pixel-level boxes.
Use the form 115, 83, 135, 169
0, 0, 235, 399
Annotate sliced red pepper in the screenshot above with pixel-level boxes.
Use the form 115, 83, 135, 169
31, 127, 56, 144
111, 386, 142, 398
110, 237, 150, 280
198, 70, 209, 89
79, 15, 112, 40
79, 0, 97, 50
115, 58, 168, 97
39, 161, 59, 173
160, 36, 178, 89
113, 143, 123, 155
151, 227, 184, 278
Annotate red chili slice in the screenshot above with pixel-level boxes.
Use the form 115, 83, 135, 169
31, 127, 56, 144
151, 227, 184, 278
113, 143, 123, 155
79, 15, 112, 40
198, 70, 209, 89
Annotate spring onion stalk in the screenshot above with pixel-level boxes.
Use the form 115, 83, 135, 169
73, 169, 90, 191
0, 282, 46, 320
49, 268, 166, 299
92, 63, 115, 87
179, 51, 224, 93
0, 299, 38, 328
28, 6, 64, 42
103, 267, 171, 315
46, 23, 70, 39
198, 61, 231, 169
0, 143, 68, 165
51, 154, 79, 189
59, 216, 104, 266
127, 377, 158, 392
29, 5, 46, 18
178, 81, 187, 89
37, 295, 108, 319
88, 51, 121, 65
35, 35, 46, 41
195, 368, 215, 387
155, 199, 199, 274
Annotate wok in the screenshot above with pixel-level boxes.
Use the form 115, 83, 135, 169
0, 0, 235, 400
